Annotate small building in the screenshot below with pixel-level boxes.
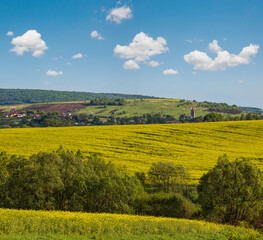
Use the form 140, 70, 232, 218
191, 108, 195, 118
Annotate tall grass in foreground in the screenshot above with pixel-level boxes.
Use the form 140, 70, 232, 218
0, 208, 261, 239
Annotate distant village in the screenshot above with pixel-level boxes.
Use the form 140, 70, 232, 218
2, 108, 72, 118
0, 106, 261, 129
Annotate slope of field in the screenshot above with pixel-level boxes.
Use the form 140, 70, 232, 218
0, 208, 261, 239
77, 99, 212, 119
0, 120, 262, 182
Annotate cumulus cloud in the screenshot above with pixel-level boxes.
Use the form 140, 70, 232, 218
10, 30, 48, 57
106, 6, 133, 24
237, 80, 244, 84
163, 69, 178, 75
208, 40, 222, 53
72, 53, 83, 59
114, 32, 168, 62
147, 60, 160, 67
46, 70, 63, 77
90, 30, 104, 40
123, 60, 140, 70
184, 40, 259, 71
114, 32, 168, 70
6, 31, 14, 36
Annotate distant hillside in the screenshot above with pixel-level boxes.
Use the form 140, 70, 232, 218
240, 106, 263, 113
0, 88, 157, 105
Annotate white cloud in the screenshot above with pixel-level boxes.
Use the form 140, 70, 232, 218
123, 60, 140, 70
147, 60, 160, 67
223, 38, 227, 41
106, 6, 133, 24
114, 32, 168, 63
6, 31, 14, 36
10, 30, 48, 57
163, 69, 178, 75
184, 40, 259, 71
237, 80, 244, 84
208, 40, 222, 53
90, 30, 104, 40
91, 30, 100, 38
67, 62, 72, 65
72, 53, 83, 59
186, 39, 203, 43
46, 70, 63, 77
44, 81, 51, 85
192, 71, 197, 75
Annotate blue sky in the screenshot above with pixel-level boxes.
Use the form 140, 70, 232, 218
0, 0, 262, 108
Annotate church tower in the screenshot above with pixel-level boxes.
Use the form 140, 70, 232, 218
191, 108, 195, 118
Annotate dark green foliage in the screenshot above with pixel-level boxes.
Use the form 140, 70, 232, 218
0, 148, 144, 213
197, 101, 242, 114
203, 112, 261, 122
89, 98, 126, 106
148, 161, 177, 191
84, 155, 143, 213
134, 192, 198, 219
239, 106, 263, 113
203, 112, 224, 122
148, 161, 190, 193
198, 155, 263, 225
0, 89, 156, 105
24, 152, 64, 210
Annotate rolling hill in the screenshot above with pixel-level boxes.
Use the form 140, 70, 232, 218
0, 120, 262, 183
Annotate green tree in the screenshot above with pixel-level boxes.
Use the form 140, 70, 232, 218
84, 154, 143, 213
198, 155, 263, 225
55, 147, 86, 211
23, 152, 64, 210
5, 155, 30, 209
148, 161, 177, 191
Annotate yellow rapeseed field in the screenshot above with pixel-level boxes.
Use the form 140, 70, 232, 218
0, 208, 258, 236
0, 120, 262, 182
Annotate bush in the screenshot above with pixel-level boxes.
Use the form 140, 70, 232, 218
134, 192, 198, 218
198, 155, 263, 225
0, 148, 144, 214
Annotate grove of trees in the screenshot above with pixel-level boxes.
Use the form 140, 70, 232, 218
0, 149, 262, 229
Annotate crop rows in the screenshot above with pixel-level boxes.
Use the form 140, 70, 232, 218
0, 120, 262, 182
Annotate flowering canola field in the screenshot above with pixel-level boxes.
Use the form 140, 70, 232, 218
0, 208, 259, 238
0, 120, 262, 182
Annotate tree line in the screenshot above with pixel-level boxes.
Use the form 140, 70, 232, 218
89, 98, 126, 106
0, 148, 262, 229
0, 110, 261, 129
0, 89, 156, 105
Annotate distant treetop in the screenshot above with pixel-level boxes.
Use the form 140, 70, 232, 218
0, 88, 158, 105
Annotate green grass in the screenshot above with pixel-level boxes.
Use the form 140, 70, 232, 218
1, 99, 241, 120
77, 99, 211, 119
